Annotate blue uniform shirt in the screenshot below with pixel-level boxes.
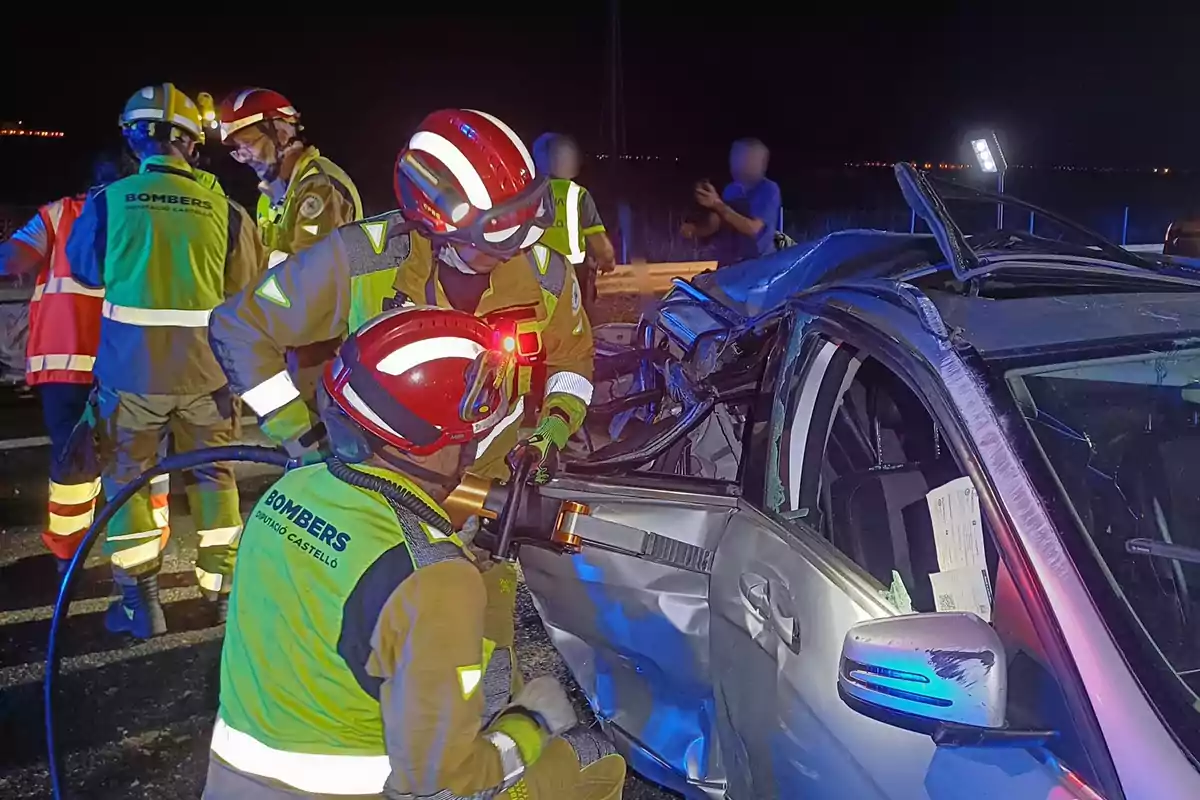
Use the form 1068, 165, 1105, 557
715, 178, 781, 267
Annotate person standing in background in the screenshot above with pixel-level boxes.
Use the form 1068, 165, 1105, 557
681, 138, 781, 267
67, 83, 264, 638
532, 133, 616, 318
216, 88, 365, 406
0, 153, 129, 573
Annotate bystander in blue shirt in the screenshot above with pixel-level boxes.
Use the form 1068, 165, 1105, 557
716, 178, 781, 266
682, 138, 783, 267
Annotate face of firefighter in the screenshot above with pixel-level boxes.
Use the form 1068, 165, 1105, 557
228, 122, 297, 181
730, 141, 769, 185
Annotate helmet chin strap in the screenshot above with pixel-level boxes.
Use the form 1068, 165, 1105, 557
438, 244, 480, 275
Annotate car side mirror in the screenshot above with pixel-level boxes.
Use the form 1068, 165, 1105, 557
838, 612, 1009, 738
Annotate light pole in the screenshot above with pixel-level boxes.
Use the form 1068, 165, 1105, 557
971, 133, 1007, 229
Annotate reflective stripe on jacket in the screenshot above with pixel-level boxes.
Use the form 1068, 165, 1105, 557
67, 155, 264, 394
23, 197, 102, 385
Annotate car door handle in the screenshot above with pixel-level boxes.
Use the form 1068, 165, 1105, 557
739, 572, 802, 654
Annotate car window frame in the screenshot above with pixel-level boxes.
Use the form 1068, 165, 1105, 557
741, 297, 1122, 797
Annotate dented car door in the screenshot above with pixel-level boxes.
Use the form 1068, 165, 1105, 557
519, 476, 737, 799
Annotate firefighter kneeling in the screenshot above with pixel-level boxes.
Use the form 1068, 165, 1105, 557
205, 306, 624, 800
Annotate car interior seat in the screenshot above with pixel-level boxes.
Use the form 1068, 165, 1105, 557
824, 374, 996, 612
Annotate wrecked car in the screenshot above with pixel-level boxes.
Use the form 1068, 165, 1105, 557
515, 166, 1200, 799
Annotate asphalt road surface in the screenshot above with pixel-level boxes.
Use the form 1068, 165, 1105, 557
0, 385, 679, 799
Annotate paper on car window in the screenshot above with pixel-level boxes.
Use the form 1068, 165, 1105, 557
926, 476, 992, 622
930, 567, 993, 622
926, 476, 986, 571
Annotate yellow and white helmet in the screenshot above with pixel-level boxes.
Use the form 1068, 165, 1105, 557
119, 83, 205, 144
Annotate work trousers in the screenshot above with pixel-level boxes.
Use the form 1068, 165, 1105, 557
39, 382, 101, 560
97, 387, 241, 593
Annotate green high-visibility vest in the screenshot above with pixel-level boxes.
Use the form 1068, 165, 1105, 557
538, 178, 589, 265
102, 157, 231, 312
219, 463, 449, 755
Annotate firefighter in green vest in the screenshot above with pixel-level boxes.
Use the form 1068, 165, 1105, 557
204, 306, 624, 799
66, 83, 264, 638
532, 133, 616, 318
216, 87, 366, 403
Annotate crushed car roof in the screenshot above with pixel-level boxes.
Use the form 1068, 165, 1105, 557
693, 230, 937, 318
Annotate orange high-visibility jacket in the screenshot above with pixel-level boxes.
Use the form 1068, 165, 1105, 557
9, 197, 104, 385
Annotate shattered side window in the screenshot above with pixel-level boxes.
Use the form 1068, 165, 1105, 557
765, 329, 819, 514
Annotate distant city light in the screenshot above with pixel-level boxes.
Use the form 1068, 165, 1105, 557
845, 161, 1176, 173
0, 121, 65, 139
594, 154, 680, 162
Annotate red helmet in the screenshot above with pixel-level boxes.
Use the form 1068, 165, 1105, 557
217, 88, 299, 142
394, 109, 554, 259
323, 307, 513, 456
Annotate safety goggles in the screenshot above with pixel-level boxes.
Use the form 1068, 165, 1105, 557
398, 151, 555, 260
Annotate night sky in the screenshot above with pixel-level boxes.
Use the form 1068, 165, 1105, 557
3, 10, 1200, 209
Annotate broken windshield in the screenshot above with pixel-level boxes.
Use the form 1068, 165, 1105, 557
1009, 346, 1200, 763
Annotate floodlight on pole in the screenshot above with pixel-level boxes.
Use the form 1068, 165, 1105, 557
970, 131, 1007, 229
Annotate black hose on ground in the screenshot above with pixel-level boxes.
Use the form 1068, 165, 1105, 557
44, 445, 294, 800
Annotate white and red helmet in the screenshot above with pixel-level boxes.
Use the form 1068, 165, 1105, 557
217, 88, 299, 142
323, 307, 513, 456
394, 109, 554, 259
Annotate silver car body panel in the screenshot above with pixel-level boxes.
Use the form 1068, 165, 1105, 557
712, 503, 1085, 799
827, 289, 1200, 798
528, 284, 1200, 799
521, 479, 736, 799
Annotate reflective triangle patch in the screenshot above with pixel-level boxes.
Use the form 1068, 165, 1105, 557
457, 664, 483, 699
361, 220, 388, 254
532, 244, 550, 275
301, 223, 320, 235
255, 275, 291, 308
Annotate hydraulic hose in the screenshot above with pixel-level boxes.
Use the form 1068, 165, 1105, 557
324, 457, 454, 537
44, 445, 294, 800
493, 450, 536, 562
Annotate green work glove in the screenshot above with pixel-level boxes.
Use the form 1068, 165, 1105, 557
509, 415, 571, 484
260, 397, 324, 460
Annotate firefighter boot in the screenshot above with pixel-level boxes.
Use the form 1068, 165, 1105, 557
201, 588, 230, 626
213, 593, 230, 626
104, 574, 167, 639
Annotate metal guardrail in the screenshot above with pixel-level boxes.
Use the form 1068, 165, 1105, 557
0, 285, 34, 303
595, 261, 717, 296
